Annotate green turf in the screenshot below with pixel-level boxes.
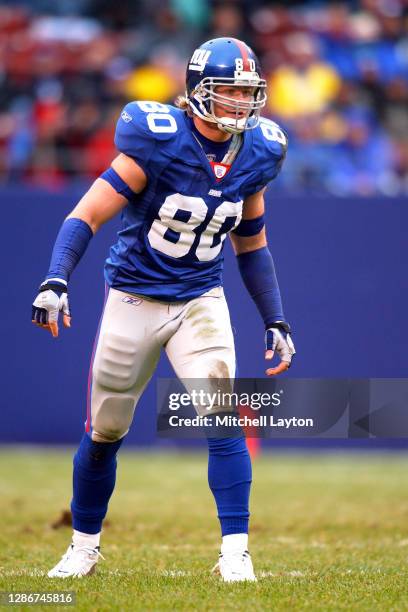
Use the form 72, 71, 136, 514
1, 449, 408, 611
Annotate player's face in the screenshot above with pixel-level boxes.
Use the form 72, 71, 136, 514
212, 85, 256, 120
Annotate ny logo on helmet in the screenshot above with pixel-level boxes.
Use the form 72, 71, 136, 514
189, 49, 211, 72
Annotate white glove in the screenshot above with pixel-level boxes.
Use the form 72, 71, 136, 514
32, 278, 71, 338
265, 321, 295, 376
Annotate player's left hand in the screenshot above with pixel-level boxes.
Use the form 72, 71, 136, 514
265, 322, 295, 376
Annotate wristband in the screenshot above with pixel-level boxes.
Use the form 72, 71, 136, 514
39, 279, 68, 298
269, 321, 291, 333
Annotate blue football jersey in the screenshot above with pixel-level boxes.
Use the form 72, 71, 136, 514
104, 101, 287, 301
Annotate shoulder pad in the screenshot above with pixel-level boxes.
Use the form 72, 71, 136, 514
114, 102, 183, 174
252, 117, 288, 183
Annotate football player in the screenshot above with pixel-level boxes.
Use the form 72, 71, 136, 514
32, 37, 295, 582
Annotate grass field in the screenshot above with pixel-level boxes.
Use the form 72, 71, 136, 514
1, 449, 408, 611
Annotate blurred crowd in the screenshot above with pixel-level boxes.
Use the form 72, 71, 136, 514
1, 0, 407, 195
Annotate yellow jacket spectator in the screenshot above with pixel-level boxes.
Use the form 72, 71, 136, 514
267, 33, 341, 119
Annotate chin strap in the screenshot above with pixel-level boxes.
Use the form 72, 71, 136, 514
190, 92, 249, 135
215, 116, 248, 135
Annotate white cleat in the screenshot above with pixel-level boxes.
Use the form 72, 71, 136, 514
47, 544, 104, 578
212, 550, 257, 582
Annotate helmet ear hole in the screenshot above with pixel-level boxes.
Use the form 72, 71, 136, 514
192, 89, 213, 120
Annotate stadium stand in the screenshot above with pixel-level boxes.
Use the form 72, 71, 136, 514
0, 0, 407, 194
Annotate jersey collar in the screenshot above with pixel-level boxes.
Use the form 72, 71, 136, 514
183, 112, 252, 186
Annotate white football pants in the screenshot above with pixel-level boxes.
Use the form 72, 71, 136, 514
88, 287, 236, 442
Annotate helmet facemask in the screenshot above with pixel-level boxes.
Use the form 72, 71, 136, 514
189, 76, 267, 134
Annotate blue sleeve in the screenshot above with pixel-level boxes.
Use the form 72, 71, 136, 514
237, 246, 285, 328
46, 218, 93, 282
241, 121, 288, 197
114, 103, 157, 179
260, 127, 288, 186
256, 117, 288, 186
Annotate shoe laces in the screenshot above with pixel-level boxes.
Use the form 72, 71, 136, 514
222, 550, 250, 572
63, 544, 105, 563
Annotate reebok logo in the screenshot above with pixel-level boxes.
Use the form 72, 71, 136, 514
121, 110, 132, 123
122, 296, 142, 306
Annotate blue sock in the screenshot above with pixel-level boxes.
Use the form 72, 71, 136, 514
71, 433, 124, 534
207, 435, 252, 536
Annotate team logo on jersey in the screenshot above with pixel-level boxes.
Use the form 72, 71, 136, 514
209, 162, 231, 181
189, 49, 211, 72
122, 295, 142, 306
121, 110, 132, 123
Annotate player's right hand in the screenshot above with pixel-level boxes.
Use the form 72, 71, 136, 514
31, 279, 71, 338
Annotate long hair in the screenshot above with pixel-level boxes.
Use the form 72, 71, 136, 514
175, 94, 192, 115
